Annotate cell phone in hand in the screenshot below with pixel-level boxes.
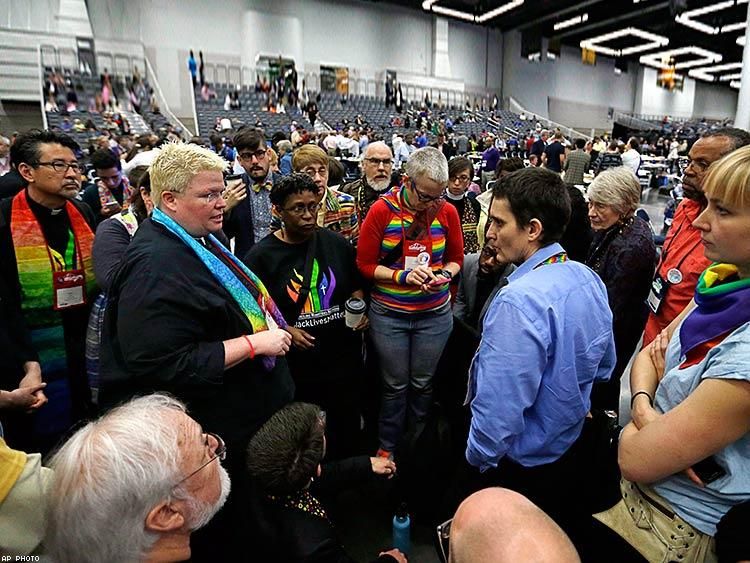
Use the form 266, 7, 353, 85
427, 277, 448, 287
225, 173, 244, 182
692, 456, 726, 484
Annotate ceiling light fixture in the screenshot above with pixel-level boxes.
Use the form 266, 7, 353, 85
675, 0, 749, 35
421, 0, 525, 24
554, 13, 589, 31
640, 46, 722, 70
579, 27, 669, 57
719, 73, 743, 80
688, 61, 743, 81
730, 80, 741, 88
738, 35, 746, 45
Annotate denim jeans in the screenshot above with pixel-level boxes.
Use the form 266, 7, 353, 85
369, 300, 453, 452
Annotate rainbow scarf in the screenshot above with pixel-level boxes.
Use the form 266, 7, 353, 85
10, 190, 96, 377
151, 208, 287, 370
98, 175, 133, 207
680, 263, 750, 358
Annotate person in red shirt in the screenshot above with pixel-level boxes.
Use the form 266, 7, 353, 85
357, 147, 463, 459
644, 128, 750, 345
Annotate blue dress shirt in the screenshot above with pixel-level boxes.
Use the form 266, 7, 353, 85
466, 243, 616, 471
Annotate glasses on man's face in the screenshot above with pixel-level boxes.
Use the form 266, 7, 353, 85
284, 202, 323, 216
174, 432, 226, 488
34, 160, 82, 174
436, 518, 453, 563
364, 157, 392, 168
413, 184, 446, 203
682, 157, 710, 174
194, 190, 225, 205
238, 149, 267, 161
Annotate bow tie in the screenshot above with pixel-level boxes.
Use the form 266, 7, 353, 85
251, 182, 272, 193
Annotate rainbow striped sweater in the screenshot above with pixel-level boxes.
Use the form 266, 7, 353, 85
357, 187, 464, 313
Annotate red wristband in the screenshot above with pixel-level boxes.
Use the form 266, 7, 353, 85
242, 335, 255, 360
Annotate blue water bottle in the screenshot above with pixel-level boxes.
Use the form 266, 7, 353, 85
392, 502, 411, 556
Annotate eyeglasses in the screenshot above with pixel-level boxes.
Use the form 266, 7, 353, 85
436, 517, 453, 563
194, 190, 225, 204
238, 149, 268, 161
34, 160, 82, 174
174, 432, 226, 488
283, 202, 323, 216
412, 184, 446, 203
364, 157, 393, 168
303, 167, 328, 179
451, 174, 471, 184
682, 157, 710, 174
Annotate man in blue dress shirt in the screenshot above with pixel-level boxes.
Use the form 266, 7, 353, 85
465, 166, 616, 545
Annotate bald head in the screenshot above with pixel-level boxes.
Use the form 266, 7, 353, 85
449, 488, 580, 563
362, 141, 393, 191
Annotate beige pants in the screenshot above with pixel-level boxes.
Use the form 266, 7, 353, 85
594, 479, 716, 563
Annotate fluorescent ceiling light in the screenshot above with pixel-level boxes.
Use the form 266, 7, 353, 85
719, 73, 743, 80
738, 35, 746, 45
675, 0, 749, 35
640, 46, 722, 70
730, 80, 741, 88
421, 0, 525, 23
554, 13, 588, 31
688, 61, 742, 81
579, 27, 669, 57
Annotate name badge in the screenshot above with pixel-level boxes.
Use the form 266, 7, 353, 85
53, 270, 86, 310
647, 274, 667, 314
403, 242, 430, 271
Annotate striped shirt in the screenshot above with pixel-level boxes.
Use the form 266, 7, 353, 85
357, 186, 464, 313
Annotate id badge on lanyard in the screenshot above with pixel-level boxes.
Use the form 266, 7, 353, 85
49, 232, 86, 310
404, 241, 431, 270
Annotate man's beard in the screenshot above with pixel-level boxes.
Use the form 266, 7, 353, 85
186, 464, 232, 531
368, 177, 390, 192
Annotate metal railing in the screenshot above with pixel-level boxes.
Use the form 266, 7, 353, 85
144, 54, 193, 138
508, 96, 589, 139
37, 44, 48, 129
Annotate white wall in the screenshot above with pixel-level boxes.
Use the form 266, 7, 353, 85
692, 81, 737, 120
501, 31, 638, 130
634, 66, 696, 119
87, 0, 502, 118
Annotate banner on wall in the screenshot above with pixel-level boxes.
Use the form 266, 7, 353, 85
320, 65, 349, 95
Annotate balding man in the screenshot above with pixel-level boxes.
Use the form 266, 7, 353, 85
46, 394, 231, 563
447, 488, 580, 563
341, 141, 394, 224
0, 135, 10, 176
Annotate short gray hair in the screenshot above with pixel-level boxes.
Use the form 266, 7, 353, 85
277, 140, 293, 155
404, 146, 448, 186
46, 394, 190, 563
587, 166, 641, 216
0, 136, 9, 146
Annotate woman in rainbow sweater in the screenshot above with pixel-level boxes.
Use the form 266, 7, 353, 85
357, 147, 463, 459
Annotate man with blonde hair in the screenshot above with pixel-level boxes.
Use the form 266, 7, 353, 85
46, 394, 231, 563
99, 141, 294, 560
292, 143, 358, 244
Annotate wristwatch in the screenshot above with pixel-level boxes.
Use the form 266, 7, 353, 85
440, 269, 453, 281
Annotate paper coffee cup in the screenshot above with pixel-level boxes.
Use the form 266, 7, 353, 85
344, 298, 367, 328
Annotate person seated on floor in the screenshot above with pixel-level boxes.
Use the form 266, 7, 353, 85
247, 402, 403, 563
454, 244, 515, 333
443, 487, 580, 563
45, 394, 231, 563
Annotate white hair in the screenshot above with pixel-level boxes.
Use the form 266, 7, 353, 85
45, 394, 191, 563
405, 146, 449, 186
587, 166, 641, 216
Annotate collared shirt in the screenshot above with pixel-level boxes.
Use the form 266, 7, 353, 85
465, 243, 616, 471
247, 171, 274, 243
643, 199, 711, 345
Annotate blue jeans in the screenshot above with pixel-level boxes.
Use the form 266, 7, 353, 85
369, 300, 453, 452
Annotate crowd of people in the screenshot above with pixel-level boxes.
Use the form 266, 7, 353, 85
0, 110, 748, 563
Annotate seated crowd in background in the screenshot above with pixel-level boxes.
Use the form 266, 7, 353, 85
0, 113, 748, 563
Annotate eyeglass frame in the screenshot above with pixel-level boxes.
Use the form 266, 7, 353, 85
33, 160, 82, 174
364, 157, 393, 168
174, 431, 226, 488
282, 201, 323, 216
435, 517, 453, 563
167, 189, 225, 205
412, 182, 446, 203
238, 148, 268, 161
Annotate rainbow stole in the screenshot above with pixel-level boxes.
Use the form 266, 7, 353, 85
10, 191, 96, 374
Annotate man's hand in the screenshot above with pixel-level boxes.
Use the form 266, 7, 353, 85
19, 362, 47, 410
0, 383, 47, 411
370, 456, 397, 479
379, 549, 407, 563
101, 201, 122, 217
251, 329, 292, 357
223, 179, 247, 213
287, 326, 316, 350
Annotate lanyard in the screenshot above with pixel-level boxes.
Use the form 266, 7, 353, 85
657, 217, 702, 276
47, 229, 78, 272
533, 252, 568, 270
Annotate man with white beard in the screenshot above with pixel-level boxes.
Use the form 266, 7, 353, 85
45, 394, 231, 563
341, 141, 394, 225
